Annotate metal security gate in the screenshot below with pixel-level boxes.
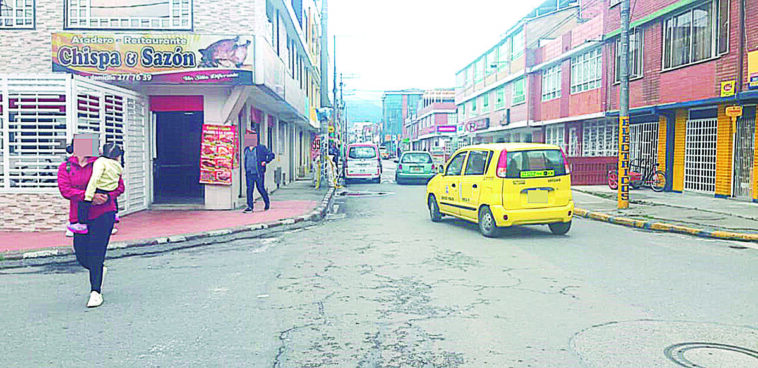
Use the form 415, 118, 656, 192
630, 122, 659, 165
73, 78, 149, 214
733, 117, 755, 199
684, 118, 718, 193
1, 75, 69, 190
0, 74, 148, 214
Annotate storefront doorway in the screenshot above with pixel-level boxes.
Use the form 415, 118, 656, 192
733, 115, 755, 199
153, 111, 204, 204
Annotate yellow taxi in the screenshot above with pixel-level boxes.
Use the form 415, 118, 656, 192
426, 143, 574, 237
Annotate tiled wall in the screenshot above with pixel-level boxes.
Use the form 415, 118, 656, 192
0, 194, 69, 232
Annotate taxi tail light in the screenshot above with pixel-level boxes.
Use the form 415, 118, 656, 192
496, 148, 509, 178
560, 148, 571, 174
398, 164, 403, 170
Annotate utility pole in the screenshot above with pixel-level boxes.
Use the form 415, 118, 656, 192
340, 73, 346, 179
618, 0, 631, 209
319, 0, 329, 183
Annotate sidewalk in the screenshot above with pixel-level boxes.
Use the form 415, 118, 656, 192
572, 186, 758, 242
0, 180, 330, 258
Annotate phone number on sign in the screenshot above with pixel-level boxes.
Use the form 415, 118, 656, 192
88, 74, 154, 82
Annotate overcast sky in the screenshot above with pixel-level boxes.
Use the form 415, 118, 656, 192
329, 0, 545, 101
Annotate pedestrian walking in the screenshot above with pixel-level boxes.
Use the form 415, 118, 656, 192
58, 137, 125, 308
243, 133, 275, 212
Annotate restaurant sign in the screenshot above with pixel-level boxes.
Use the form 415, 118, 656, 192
465, 118, 490, 133
52, 33, 254, 85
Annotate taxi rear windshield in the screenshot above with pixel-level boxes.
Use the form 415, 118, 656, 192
401, 153, 432, 163
349, 146, 377, 159
505, 150, 566, 179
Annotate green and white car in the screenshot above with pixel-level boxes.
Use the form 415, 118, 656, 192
395, 151, 437, 184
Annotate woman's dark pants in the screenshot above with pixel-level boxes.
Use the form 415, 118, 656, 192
73, 212, 116, 293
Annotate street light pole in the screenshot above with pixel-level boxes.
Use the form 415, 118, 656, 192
618, 0, 631, 209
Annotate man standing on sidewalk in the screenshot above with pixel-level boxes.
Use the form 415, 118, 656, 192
244, 132, 275, 212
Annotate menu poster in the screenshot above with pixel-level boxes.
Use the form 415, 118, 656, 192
199, 124, 235, 185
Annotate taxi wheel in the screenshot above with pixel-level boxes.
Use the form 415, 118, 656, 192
428, 195, 442, 222
548, 221, 571, 235
478, 207, 501, 238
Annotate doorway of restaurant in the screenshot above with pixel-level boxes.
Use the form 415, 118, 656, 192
153, 111, 204, 204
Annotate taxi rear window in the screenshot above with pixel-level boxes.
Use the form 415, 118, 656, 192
505, 150, 566, 179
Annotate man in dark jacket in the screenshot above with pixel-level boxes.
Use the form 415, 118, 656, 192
243, 134, 275, 212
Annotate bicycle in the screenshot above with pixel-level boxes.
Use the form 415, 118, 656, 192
607, 159, 666, 192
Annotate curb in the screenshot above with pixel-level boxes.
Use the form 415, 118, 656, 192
1, 187, 336, 264
574, 208, 758, 243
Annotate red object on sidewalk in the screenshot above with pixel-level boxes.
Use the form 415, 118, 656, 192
0, 200, 317, 253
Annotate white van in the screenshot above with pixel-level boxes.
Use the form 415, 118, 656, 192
346, 144, 382, 183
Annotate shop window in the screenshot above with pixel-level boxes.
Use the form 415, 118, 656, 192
512, 78, 526, 105
542, 64, 562, 101
571, 48, 602, 94
615, 28, 644, 83
0, 0, 35, 29
663, 1, 719, 70
66, 0, 192, 30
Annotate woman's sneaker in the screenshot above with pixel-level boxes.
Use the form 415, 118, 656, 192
67, 223, 88, 234
114, 214, 120, 223
86, 291, 103, 308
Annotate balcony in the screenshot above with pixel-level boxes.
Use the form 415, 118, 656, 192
252, 35, 312, 127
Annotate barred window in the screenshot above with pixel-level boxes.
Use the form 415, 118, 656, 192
66, 0, 192, 30
542, 64, 562, 101
571, 48, 602, 94
582, 121, 618, 157
545, 124, 565, 152
0, 0, 35, 29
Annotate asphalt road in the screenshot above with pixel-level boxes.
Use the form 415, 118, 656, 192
0, 160, 756, 367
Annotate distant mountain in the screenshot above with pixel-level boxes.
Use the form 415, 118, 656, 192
345, 98, 382, 125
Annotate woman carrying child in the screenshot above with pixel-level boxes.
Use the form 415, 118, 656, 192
58, 140, 125, 308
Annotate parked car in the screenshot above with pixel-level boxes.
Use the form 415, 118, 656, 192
394, 151, 437, 184
426, 143, 574, 237
345, 143, 382, 184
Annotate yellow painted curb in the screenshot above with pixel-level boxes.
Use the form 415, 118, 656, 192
574, 207, 758, 243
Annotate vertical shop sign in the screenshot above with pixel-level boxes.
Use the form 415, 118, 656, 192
618, 116, 630, 208
199, 124, 236, 185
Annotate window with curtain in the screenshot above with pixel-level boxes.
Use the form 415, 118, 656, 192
615, 28, 644, 82
542, 64, 562, 101
0, 0, 35, 28
512, 78, 526, 105
482, 93, 490, 113
663, 1, 719, 69
571, 48, 602, 94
